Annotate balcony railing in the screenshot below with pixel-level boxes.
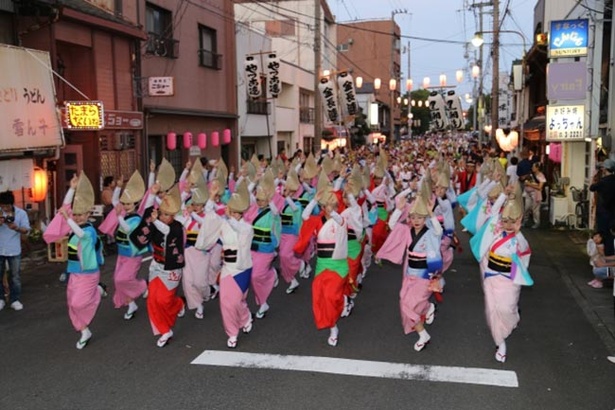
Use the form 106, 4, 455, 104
198, 49, 222, 70
247, 100, 270, 115
145, 32, 179, 59
299, 107, 314, 124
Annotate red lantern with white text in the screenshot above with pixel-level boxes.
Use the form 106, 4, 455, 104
166, 132, 177, 150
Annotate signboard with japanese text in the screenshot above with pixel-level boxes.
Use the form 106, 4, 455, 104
546, 104, 585, 141
444, 91, 463, 129
549, 19, 588, 58
148, 76, 174, 96
266, 53, 280, 98
244, 55, 262, 98
60, 109, 143, 130
64, 101, 104, 130
0, 44, 64, 152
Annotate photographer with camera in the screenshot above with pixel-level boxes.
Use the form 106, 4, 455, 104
0, 190, 30, 311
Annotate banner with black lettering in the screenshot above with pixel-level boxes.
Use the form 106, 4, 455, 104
444, 91, 464, 129
266, 53, 280, 98
245, 55, 261, 99
318, 77, 339, 124
336, 71, 358, 119
428, 91, 448, 130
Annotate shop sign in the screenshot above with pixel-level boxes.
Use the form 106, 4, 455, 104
547, 62, 587, 100
60, 109, 143, 130
64, 100, 104, 130
546, 104, 584, 141
148, 77, 174, 96
549, 19, 588, 58
0, 44, 64, 152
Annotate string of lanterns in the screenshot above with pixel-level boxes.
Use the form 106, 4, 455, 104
166, 129, 232, 151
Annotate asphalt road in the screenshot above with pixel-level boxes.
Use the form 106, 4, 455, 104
1, 227, 614, 410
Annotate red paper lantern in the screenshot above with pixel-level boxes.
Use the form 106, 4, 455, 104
197, 132, 207, 149
166, 132, 177, 150
31, 167, 48, 202
223, 129, 231, 145
183, 132, 193, 149
211, 131, 220, 147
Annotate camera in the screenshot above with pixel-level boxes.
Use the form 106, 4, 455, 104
4, 215, 14, 224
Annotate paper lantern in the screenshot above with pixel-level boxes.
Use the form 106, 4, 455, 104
31, 167, 48, 202
166, 132, 177, 150
197, 133, 207, 149
355, 76, 363, 88
223, 129, 231, 145
183, 132, 193, 149
211, 131, 220, 147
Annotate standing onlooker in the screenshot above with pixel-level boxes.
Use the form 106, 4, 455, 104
523, 162, 546, 229
101, 176, 116, 217
0, 191, 31, 311
590, 158, 615, 256
506, 157, 519, 186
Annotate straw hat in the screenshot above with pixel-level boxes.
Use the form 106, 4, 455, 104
302, 153, 318, 180
157, 158, 176, 192
373, 163, 385, 179
321, 155, 334, 176
285, 168, 300, 192
501, 182, 523, 220
256, 168, 275, 201
408, 193, 429, 217
159, 184, 181, 215
345, 165, 363, 197
333, 153, 343, 173
244, 161, 257, 180
250, 154, 260, 170
120, 170, 145, 204
72, 171, 95, 215
227, 179, 250, 213
316, 170, 336, 207
189, 161, 209, 205
217, 158, 229, 183
435, 172, 450, 189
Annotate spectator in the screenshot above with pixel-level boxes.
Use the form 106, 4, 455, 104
586, 231, 615, 288
101, 176, 116, 217
590, 158, 615, 256
507, 157, 519, 186
0, 191, 30, 311
523, 162, 546, 229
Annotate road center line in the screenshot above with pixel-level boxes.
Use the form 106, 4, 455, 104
191, 350, 519, 388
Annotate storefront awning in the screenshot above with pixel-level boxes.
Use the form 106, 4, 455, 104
523, 115, 546, 131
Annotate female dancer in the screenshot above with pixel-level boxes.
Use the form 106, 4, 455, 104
58, 172, 104, 349
472, 184, 532, 362
112, 171, 148, 320
197, 180, 254, 348
377, 189, 443, 351
294, 172, 348, 347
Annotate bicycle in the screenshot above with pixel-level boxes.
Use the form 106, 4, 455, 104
570, 186, 590, 229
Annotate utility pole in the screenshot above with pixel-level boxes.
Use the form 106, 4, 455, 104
491, 0, 500, 146
390, 9, 407, 143
313, 0, 322, 154
471, 1, 491, 144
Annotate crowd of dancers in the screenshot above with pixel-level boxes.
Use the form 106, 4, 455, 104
42, 134, 533, 363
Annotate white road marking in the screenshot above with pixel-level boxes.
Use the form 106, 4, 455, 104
191, 350, 519, 388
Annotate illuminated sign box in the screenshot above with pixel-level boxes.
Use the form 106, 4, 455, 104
64, 101, 104, 130
546, 104, 585, 141
549, 19, 588, 58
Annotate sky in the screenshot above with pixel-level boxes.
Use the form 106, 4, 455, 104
329, 0, 537, 107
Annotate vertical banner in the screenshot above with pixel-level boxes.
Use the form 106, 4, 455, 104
266, 53, 281, 98
244, 55, 261, 98
318, 77, 339, 124
336, 71, 358, 119
427, 91, 448, 130
444, 91, 464, 130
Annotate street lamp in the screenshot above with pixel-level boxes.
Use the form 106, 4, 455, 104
472, 29, 527, 150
